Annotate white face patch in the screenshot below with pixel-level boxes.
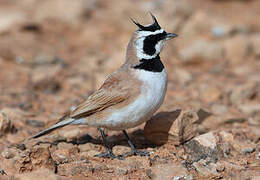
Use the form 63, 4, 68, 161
155, 40, 165, 54
137, 29, 164, 38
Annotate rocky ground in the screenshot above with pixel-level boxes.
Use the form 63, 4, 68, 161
0, 0, 260, 179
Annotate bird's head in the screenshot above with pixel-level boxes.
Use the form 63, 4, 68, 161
131, 13, 177, 60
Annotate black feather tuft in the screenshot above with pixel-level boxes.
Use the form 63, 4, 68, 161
131, 13, 161, 32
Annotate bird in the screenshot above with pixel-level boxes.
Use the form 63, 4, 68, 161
32, 13, 178, 159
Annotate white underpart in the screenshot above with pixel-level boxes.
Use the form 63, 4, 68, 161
104, 69, 167, 130
135, 29, 165, 60
73, 70, 167, 129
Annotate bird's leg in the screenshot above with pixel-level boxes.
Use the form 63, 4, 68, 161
94, 128, 123, 160
122, 130, 150, 157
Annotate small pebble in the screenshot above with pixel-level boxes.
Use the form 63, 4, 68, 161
1, 148, 16, 159
173, 175, 185, 180
242, 147, 255, 154
0, 169, 7, 175
173, 174, 193, 180
212, 26, 227, 38
25, 120, 45, 127
216, 162, 225, 172
256, 152, 260, 160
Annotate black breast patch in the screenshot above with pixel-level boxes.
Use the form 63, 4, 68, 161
133, 55, 164, 72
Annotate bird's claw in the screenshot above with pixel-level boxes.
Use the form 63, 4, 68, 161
123, 149, 150, 157
94, 152, 124, 160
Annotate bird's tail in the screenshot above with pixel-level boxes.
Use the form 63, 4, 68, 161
31, 118, 75, 139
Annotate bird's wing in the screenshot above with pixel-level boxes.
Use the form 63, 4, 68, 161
69, 70, 135, 119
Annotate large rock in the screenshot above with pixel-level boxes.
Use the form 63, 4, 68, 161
184, 130, 255, 167
183, 130, 258, 178
144, 109, 199, 145
184, 131, 235, 164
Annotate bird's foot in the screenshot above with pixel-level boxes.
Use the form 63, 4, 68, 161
123, 149, 150, 157
94, 151, 124, 160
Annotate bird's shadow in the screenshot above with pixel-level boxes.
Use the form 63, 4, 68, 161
32, 130, 155, 149
48, 129, 157, 149
32, 109, 186, 149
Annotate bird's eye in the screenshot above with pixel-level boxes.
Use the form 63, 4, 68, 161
162, 31, 167, 37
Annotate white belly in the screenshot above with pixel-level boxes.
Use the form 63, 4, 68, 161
105, 69, 167, 130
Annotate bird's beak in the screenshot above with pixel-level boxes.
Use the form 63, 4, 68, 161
165, 33, 178, 40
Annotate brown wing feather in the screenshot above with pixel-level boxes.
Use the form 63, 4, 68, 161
69, 71, 130, 119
